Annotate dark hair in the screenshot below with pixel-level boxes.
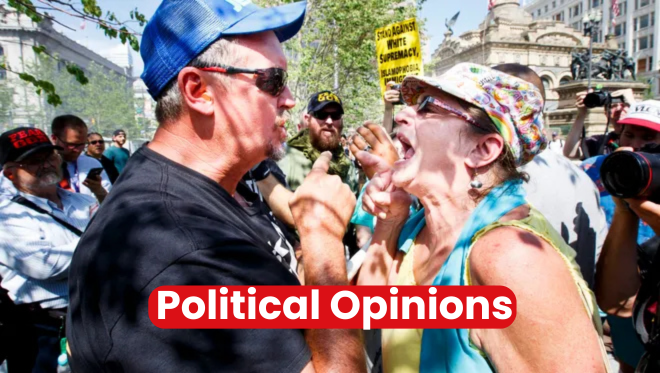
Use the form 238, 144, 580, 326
113, 129, 126, 137
51, 115, 87, 138
87, 132, 103, 139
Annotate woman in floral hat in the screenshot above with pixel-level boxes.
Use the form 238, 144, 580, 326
357, 63, 610, 372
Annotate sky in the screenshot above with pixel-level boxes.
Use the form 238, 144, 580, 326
52, 0, 497, 77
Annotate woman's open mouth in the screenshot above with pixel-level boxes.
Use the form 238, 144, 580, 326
397, 133, 415, 160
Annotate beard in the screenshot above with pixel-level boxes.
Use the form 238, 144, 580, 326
26, 168, 62, 189
267, 112, 288, 161
267, 140, 286, 161
310, 130, 340, 152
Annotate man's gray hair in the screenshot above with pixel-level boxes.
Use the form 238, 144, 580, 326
155, 37, 241, 124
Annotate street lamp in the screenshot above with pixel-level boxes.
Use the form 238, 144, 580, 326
583, 9, 602, 89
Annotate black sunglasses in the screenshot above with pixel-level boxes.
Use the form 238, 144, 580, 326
89, 140, 104, 145
312, 111, 343, 121
199, 66, 288, 97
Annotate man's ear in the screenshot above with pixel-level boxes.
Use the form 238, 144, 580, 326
3, 167, 14, 180
50, 134, 57, 144
177, 67, 214, 117
465, 133, 505, 170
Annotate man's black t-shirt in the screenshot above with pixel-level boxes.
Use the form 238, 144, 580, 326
67, 147, 311, 373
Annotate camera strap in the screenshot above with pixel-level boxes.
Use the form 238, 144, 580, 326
10, 195, 83, 237
596, 102, 613, 156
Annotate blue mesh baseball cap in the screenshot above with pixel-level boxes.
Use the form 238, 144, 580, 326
140, 0, 307, 99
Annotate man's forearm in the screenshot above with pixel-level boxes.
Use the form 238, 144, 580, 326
564, 111, 587, 159
257, 175, 295, 227
383, 104, 394, 133
300, 231, 366, 373
93, 189, 107, 203
305, 329, 365, 373
595, 207, 641, 317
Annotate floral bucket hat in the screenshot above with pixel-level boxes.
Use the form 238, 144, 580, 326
400, 63, 547, 166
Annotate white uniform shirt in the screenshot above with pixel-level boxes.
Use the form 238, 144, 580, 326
0, 175, 97, 309
65, 154, 112, 200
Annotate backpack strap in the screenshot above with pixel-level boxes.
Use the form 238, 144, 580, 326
10, 195, 83, 237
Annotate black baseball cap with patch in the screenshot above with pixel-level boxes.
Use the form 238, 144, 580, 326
0, 127, 61, 166
307, 91, 344, 114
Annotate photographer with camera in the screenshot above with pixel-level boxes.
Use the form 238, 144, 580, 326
593, 100, 660, 372
564, 89, 635, 160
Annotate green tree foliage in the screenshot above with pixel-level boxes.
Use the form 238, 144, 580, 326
3, 0, 146, 106
22, 56, 138, 137
0, 81, 15, 132
256, 0, 417, 130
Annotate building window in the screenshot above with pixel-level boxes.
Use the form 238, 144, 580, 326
652, 12, 655, 26
541, 77, 552, 92
639, 36, 649, 50
537, 9, 542, 16
640, 0, 650, 7
619, 42, 626, 50
638, 58, 647, 72
545, 5, 549, 12
614, 24, 623, 36
651, 34, 654, 48
621, 1, 627, 14
592, 0, 600, 7
639, 14, 650, 29
572, 4, 580, 16
634, 17, 638, 31
552, 0, 556, 8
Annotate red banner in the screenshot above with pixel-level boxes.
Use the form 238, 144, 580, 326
149, 286, 516, 330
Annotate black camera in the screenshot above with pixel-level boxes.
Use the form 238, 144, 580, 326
601, 145, 660, 203
584, 90, 625, 108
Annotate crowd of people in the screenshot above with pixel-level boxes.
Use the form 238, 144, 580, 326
1, 0, 660, 372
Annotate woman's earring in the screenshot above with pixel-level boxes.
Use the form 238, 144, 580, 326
470, 170, 483, 189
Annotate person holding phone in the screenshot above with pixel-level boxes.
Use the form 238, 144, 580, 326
86, 132, 119, 183
50, 115, 111, 203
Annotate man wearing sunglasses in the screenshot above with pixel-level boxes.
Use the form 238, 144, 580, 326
0, 127, 97, 372
50, 115, 112, 202
85, 132, 119, 184
279, 91, 359, 193
66, 1, 364, 373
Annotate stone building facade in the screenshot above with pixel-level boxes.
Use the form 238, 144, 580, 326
430, 0, 617, 131
525, 0, 660, 99
0, 6, 129, 131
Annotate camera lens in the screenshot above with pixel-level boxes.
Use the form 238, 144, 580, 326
601, 152, 650, 198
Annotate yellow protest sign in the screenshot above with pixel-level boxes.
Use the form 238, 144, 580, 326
375, 18, 423, 96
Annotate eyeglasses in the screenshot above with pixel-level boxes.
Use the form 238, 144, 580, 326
417, 96, 485, 130
312, 111, 343, 121
198, 66, 288, 97
88, 140, 104, 145
55, 137, 86, 149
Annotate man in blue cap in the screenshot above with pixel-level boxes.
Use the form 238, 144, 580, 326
66, 1, 364, 372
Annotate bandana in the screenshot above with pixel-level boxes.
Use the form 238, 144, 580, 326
401, 63, 547, 166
